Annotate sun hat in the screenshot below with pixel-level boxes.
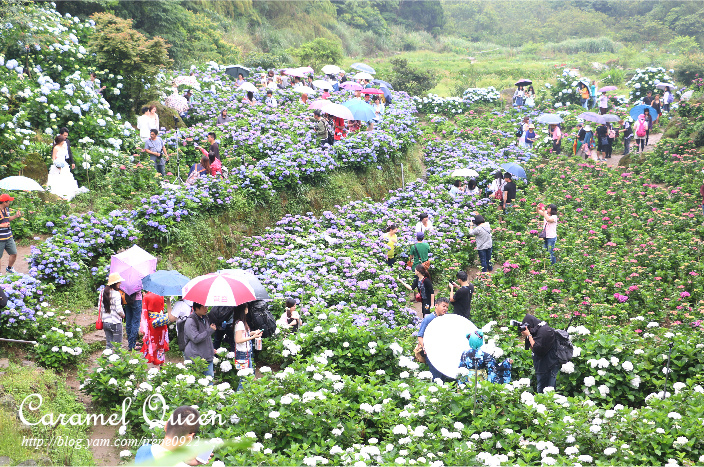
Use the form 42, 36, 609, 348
528, 124, 535, 129
107, 272, 125, 286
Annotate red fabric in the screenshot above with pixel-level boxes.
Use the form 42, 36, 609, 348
140, 292, 168, 365
334, 117, 346, 141
210, 158, 222, 177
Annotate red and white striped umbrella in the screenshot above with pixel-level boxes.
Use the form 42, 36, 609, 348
181, 272, 256, 306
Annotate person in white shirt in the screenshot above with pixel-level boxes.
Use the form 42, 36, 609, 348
101, 273, 125, 349
415, 213, 433, 234
167, 297, 192, 336
537, 203, 558, 265
136, 106, 152, 143
265, 90, 278, 107
278, 297, 303, 331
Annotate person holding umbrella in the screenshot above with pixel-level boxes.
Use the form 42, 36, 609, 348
101, 273, 126, 349
313, 110, 328, 148
579, 84, 590, 109
140, 292, 170, 366
663, 87, 672, 112
651, 95, 662, 125
513, 86, 524, 107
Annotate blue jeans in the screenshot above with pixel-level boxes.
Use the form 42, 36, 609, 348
536, 365, 560, 393
123, 299, 142, 351
235, 349, 252, 391
477, 247, 493, 272
581, 98, 588, 109
544, 237, 557, 264
623, 138, 631, 155
204, 361, 214, 377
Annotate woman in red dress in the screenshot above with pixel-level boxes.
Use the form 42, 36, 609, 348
140, 292, 169, 365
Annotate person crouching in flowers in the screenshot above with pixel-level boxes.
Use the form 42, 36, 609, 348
234, 303, 263, 374
183, 302, 216, 377
101, 273, 125, 349
458, 330, 512, 386
140, 292, 169, 366
278, 297, 303, 332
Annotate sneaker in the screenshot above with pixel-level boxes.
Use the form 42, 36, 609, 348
6, 266, 17, 274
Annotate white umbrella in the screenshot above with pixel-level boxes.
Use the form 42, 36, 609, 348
239, 82, 258, 93
423, 315, 478, 379
354, 72, 374, 81
312, 80, 332, 90
318, 101, 354, 120
293, 86, 316, 95
655, 82, 676, 90
451, 168, 479, 178
0, 176, 44, 192
321, 65, 342, 74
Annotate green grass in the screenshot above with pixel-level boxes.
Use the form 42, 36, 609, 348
0, 364, 94, 466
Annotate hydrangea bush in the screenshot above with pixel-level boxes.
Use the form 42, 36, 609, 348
627, 67, 675, 103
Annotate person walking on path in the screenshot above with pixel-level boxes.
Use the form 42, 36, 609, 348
143, 129, 169, 176
399, 264, 435, 316
449, 270, 474, 320
573, 123, 585, 156
0, 194, 21, 274
579, 84, 590, 109
101, 273, 125, 349
183, 302, 216, 377
550, 123, 562, 155
634, 114, 649, 154
606, 123, 616, 159
121, 289, 142, 351
620, 119, 632, 156
663, 87, 673, 113
537, 203, 558, 264
140, 292, 170, 366
468, 214, 493, 273
595, 122, 608, 162
590, 80, 597, 109
598, 91, 608, 115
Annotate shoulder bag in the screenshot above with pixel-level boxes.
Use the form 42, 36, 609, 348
538, 221, 547, 239
96, 290, 104, 330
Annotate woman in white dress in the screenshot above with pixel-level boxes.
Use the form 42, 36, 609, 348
47, 135, 86, 200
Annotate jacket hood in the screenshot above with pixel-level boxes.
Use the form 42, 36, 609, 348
522, 313, 542, 331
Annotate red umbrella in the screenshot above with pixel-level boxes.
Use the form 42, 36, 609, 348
361, 88, 384, 95
181, 272, 256, 306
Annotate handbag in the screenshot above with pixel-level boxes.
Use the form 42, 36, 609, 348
538, 221, 547, 239
415, 292, 422, 302
422, 260, 431, 270
235, 358, 250, 371
95, 290, 104, 331
413, 343, 426, 363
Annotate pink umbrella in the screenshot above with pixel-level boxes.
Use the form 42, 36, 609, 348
341, 82, 363, 91
110, 245, 158, 295
182, 272, 256, 306
308, 100, 329, 110
361, 88, 384, 95
598, 86, 618, 92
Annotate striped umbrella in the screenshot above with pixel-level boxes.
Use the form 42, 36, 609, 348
182, 272, 256, 306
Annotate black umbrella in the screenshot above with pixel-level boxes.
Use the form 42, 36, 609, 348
515, 79, 532, 87
218, 269, 270, 300
225, 65, 251, 79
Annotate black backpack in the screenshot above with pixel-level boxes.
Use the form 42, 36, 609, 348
248, 300, 277, 338
176, 317, 188, 351
209, 306, 236, 330
554, 328, 574, 364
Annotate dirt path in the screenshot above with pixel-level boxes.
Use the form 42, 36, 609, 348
606, 131, 662, 168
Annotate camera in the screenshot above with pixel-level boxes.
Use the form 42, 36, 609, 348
510, 319, 528, 332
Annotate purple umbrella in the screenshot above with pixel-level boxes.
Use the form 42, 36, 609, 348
598, 86, 618, 92
577, 112, 606, 124
341, 82, 363, 91
110, 245, 158, 295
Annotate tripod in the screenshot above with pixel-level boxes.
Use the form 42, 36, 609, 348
172, 116, 185, 183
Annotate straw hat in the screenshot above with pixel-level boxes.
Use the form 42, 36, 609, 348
107, 272, 125, 286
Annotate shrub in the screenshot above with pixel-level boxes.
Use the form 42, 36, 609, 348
242, 52, 288, 70
388, 58, 437, 97
288, 38, 342, 70
626, 67, 674, 103
674, 54, 704, 86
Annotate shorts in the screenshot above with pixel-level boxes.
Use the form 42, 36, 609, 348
0, 237, 17, 258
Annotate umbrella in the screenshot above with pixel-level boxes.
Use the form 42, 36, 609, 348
316, 101, 354, 120
598, 86, 618, 92
500, 162, 526, 179
293, 86, 316, 95
354, 72, 374, 81
361, 88, 384, 95
284, 68, 306, 78
515, 78, 532, 86
341, 82, 363, 91
378, 85, 392, 102
655, 82, 676, 90
141, 270, 191, 297
182, 272, 256, 307
578, 112, 606, 124
308, 100, 330, 110
224, 65, 250, 79
110, 245, 157, 295
372, 79, 394, 91
298, 66, 314, 74
0, 176, 44, 192
164, 94, 189, 113
312, 80, 333, 90
342, 100, 376, 122
602, 114, 621, 123
535, 114, 564, 124
239, 82, 258, 93
629, 104, 659, 121
451, 168, 479, 178
219, 269, 270, 300
422, 314, 478, 379
350, 63, 376, 74
321, 65, 342, 74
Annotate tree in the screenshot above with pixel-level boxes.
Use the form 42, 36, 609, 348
88, 13, 172, 114
388, 58, 437, 97
289, 38, 342, 69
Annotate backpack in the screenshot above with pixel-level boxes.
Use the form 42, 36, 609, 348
515, 126, 523, 138
667, 93, 674, 104
635, 120, 647, 138
554, 329, 574, 364
176, 317, 188, 351
248, 300, 277, 338
209, 306, 236, 329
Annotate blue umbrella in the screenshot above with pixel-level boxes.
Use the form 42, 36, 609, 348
378, 85, 392, 103
630, 104, 658, 121
535, 114, 564, 124
500, 162, 526, 179
350, 62, 376, 74
141, 270, 191, 296
373, 79, 393, 90
0, 176, 44, 192
342, 100, 376, 122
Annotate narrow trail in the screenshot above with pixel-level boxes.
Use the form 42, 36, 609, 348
605, 131, 663, 169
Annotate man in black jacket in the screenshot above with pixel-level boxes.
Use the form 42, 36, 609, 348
520, 313, 559, 393
59, 127, 75, 170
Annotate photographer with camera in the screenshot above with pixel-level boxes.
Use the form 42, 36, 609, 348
513, 313, 559, 393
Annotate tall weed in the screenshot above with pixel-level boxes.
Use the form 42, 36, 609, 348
545, 36, 622, 54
